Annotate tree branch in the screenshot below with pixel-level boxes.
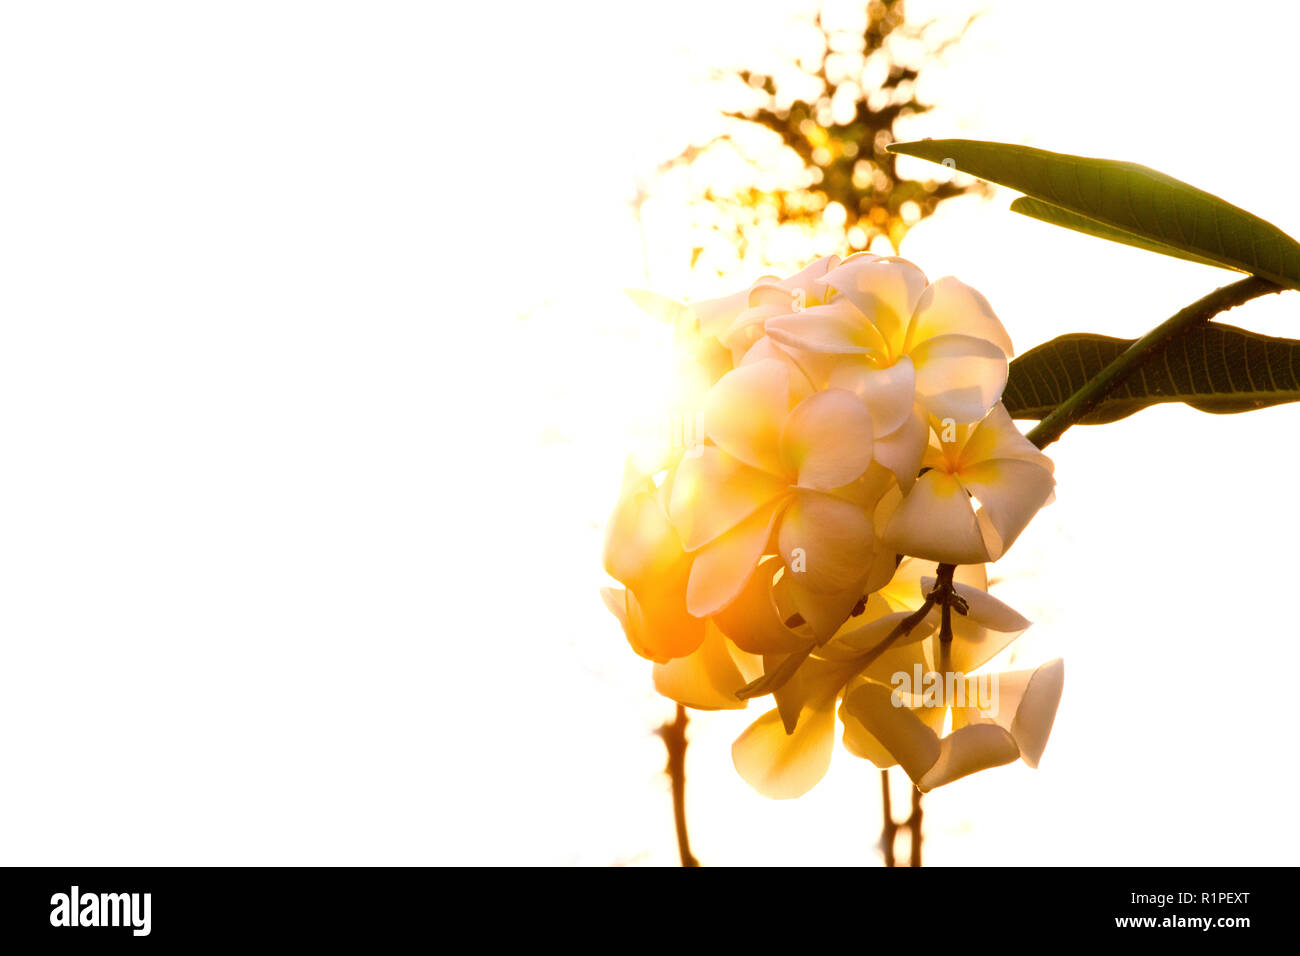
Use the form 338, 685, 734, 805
908, 786, 923, 867
879, 768, 924, 866
658, 704, 699, 867
880, 769, 897, 867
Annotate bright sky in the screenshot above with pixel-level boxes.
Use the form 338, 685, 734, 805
1, 1, 1296, 865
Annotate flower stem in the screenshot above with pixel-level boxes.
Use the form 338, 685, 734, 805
658, 704, 699, 867
1024, 275, 1282, 450
850, 591, 937, 670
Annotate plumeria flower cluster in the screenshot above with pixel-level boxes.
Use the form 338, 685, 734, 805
603, 253, 1064, 799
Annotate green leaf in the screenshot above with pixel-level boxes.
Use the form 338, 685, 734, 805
1010, 197, 1230, 271
887, 139, 1300, 289
1005, 321, 1300, 424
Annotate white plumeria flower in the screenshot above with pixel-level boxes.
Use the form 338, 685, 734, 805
767, 254, 1014, 421
765, 255, 1014, 488
839, 658, 1065, 791
880, 403, 1056, 565
668, 357, 878, 619
606, 255, 1066, 804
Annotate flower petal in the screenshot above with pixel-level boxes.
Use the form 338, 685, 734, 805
917, 722, 1020, 791
652, 622, 751, 710
840, 680, 946, 766
959, 403, 1055, 471
712, 557, 812, 655
998, 658, 1066, 768
685, 497, 786, 617
827, 356, 916, 437
722, 302, 791, 356
819, 256, 928, 354
839, 680, 941, 782
737, 336, 819, 402
732, 703, 837, 800
839, 708, 899, 767
602, 580, 707, 663
669, 446, 787, 551
871, 404, 929, 492
691, 284, 767, 340
882, 469, 989, 564
700, 359, 791, 474
751, 254, 841, 305
959, 458, 1056, 560
601, 586, 641, 651
874, 557, 930, 612
906, 276, 1015, 357
764, 254, 837, 295
765, 300, 885, 355
944, 617, 1018, 675
777, 570, 873, 642
910, 333, 1008, 424
602, 477, 682, 589
949, 580, 1032, 633
778, 489, 875, 594
773, 655, 857, 734
780, 389, 874, 490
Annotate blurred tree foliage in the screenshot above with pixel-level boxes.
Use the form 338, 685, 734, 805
662, 0, 987, 274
